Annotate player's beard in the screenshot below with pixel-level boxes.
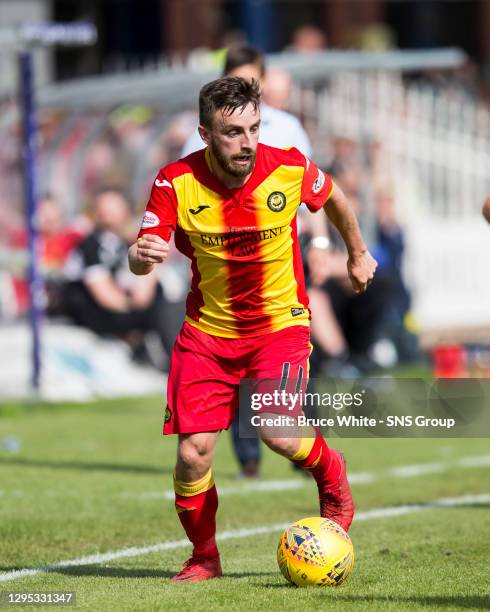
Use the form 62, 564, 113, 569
210, 140, 256, 178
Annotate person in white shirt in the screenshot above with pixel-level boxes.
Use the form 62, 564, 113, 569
181, 46, 312, 157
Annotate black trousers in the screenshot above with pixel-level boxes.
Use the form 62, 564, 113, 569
231, 376, 320, 470
63, 283, 184, 356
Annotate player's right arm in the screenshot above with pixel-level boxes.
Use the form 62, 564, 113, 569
128, 235, 169, 275
128, 169, 178, 276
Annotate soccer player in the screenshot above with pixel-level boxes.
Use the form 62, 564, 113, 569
182, 45, 327, 478
128, 77, 377, 582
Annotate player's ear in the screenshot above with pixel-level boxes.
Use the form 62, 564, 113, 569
198, 125, 211, 146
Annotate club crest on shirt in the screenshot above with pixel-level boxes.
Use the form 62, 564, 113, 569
267, 191, 286, 212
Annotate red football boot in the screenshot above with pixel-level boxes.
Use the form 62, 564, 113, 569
170, 554, 223, 583
319, 450, 355, 532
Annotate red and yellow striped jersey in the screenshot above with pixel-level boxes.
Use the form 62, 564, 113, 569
138, 143, 334, 338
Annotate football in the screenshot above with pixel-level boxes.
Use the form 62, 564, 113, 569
277, 517, 354, 587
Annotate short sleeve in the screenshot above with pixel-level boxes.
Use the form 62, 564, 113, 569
78, 236, 100, 268
300, 156, 334, 212
64, 234, 107, 282
137, 170, 178, 242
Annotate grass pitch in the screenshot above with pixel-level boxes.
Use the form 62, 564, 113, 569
1, 396, 489, 611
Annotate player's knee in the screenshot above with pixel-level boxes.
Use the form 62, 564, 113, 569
260, 434, 297, 457
176, 435, 213, 476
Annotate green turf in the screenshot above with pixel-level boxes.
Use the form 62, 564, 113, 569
1, 396, 489, 611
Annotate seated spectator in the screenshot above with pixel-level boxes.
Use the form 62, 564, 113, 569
304, 187, 415, 374
8, 194, 84, 315
63, 188, 179, 369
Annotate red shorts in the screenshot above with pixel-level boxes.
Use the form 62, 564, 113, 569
164, 322, 311, 434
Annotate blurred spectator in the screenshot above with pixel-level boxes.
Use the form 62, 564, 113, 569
25, 195, 83, 271
181, 46, 312, 157
8, 194, 84, 316
350, 23, 396, 51
83, 131, 132, 197
151, 111, 197, 170
373, 191, 413, 348
63, 188, 179, 369
304, 178, 416, 374
300, 132, 417, 373
262, 67, 293, 111
289, 25, 327, 53
329, 138, 365, 195
109, 105, 153, 157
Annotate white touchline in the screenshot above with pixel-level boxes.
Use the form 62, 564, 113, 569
1, 493, 489, 584
125, 453, 490, 501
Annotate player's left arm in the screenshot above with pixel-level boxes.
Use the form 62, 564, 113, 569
323, 183, 377, 293
300, 152, 377, 293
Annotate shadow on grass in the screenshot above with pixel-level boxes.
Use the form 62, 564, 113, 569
0, 565, 276, 580
259, 587, 490, 609
335, 594, 490, 610
52, 566, 175, 579
0, 457, 169, 475
459, 503, 490, 510
0, 566, 171, 580
55, 566, 276, 580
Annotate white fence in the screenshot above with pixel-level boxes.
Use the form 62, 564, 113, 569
313, 72, 490, 336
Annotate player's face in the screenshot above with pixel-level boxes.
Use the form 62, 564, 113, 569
205, 103, 260, 178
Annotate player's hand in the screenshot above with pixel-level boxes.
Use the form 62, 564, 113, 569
136, 234, 169, 264
347, 250, 377, 293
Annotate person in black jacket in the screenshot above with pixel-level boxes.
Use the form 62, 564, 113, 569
64, 188, 179, 366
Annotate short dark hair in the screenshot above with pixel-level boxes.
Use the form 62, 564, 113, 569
199, 77, 261, 128
223, 46, 266, 77
91, 186, 131, 210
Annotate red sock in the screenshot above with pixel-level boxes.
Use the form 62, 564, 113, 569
174, 470, 219, 558
290, 432, 341, 492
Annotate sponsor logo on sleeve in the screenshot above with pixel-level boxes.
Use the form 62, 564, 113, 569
141, 211, 160, 229
155, 178, 172, 188
312, 169, 325, 194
